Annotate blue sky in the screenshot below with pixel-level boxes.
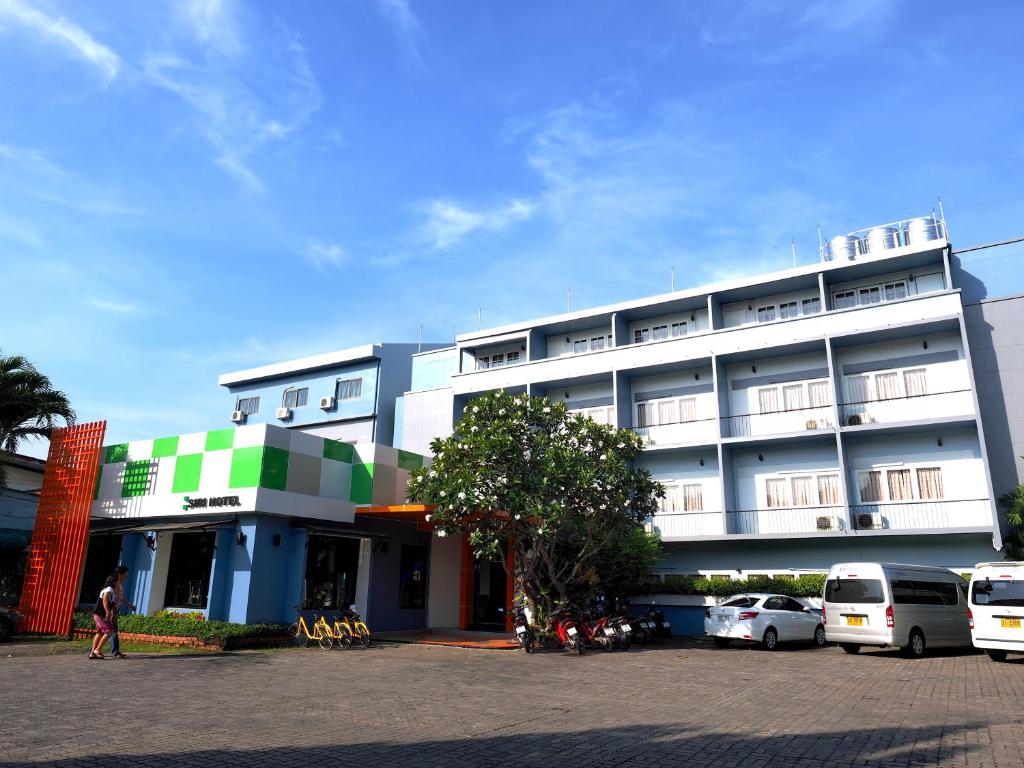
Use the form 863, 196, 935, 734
2, 0, 1023, 453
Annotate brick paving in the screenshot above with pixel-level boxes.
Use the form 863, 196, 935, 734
2, 640, 1023, 767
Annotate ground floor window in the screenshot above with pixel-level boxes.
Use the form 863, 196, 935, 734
164, 531, 216, 609
398, 544, 428, 609
78, 534, 123, 604
304, 535, 360, 609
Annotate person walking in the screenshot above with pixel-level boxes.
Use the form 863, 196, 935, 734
88, 575, 117, 659
109, 565, 135, 659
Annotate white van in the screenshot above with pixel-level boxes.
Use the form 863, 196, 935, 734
823, 562, 971, 657
968, 562, 1024, 662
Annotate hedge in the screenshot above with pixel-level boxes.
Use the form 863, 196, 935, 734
634, 573, 826, 598
72, 611, 287, 643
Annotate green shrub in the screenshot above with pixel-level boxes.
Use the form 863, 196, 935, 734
73, 611, 286, 644
633, 573, 826, 598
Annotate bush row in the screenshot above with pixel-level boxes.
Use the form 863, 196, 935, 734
633, 573, 826, 598
72, 611, 286, 643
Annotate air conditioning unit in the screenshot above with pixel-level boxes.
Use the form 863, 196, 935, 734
816, 515, 838, 531
319, 396, 336, 410
276, 407, 292, 420
856, 512, 882, 530
230, 410, 246, 424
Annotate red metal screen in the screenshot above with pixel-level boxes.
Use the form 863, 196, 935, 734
18, 421, 106, 634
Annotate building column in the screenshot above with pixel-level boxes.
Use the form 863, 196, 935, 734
144, 531, 173, 615
354, 537, 372, 615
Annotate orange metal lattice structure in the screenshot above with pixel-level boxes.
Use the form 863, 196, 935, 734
18, 421, 106, 634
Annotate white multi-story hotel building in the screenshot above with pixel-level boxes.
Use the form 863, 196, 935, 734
398, 213, 1004, 576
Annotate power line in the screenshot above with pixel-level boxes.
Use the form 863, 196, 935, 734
952, 235, 1024, 255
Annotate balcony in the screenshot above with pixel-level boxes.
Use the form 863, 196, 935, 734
850, 499, 992, 531
726, 505, 846, 535
632, 417, 718, 447
840, 389, 975, 427
721, 404, 835, 439
647, 511, 723, 538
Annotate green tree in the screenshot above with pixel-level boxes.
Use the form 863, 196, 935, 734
999, 481, 1024, 560
0, 351, 75, 488
407, 391, 663, 620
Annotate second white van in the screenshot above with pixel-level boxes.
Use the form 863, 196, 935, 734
823, 562, 971, 657
968, 562, 1024, 662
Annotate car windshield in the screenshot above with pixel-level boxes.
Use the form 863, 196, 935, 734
825, 578, 885, 604
722, 596, 756, 608
972, 579, 1024, 607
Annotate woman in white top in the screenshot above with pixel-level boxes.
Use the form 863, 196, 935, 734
88, 576, 117, 660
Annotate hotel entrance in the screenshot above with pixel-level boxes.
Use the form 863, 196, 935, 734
468, 556, 508, 631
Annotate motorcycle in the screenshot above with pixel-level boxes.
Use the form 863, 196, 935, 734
553, 610, 583, 655
579, 612, 614, 652
609, 614, 633, 650
646, 603, 671, 639
512, 607, 535, 653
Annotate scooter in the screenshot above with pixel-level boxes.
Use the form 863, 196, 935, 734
609, 614, 633, 650
512, 607, 535, 653
553, 610, 583, 655
646, 603, 671, 639
579, 612, 614, 652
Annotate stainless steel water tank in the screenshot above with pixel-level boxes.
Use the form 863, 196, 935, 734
904, 216, 940, 245
864, 225, 898, 254
828, 234, 860, 261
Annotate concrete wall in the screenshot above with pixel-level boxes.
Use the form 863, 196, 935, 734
360, 517, 432, 631
427, 533, 462, 628
400, 387, 455, 454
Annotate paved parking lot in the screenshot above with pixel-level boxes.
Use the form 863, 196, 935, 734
2, 639, 1024, 767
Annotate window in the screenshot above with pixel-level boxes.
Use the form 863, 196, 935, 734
78, 535, 124, 604
398, 545, 428, 609
884, 281, 908, 301
682, 484, 703, 512
671, 322, 687, 337
833, 291, 856, 309
808, 381, 831, 408
337, 378, 362, 400
791, 476, 815, 506
657, 399, 678, 425
236, 396, 260, 415
679, 397, 697, 422
506, 351, 520, 365
572, 339, 587, 354
723, 596, 757, 608
763, 596, 787, 610
756, 305, 776, 323
163, 532, 216, 609
903, 368, 927, 397
858, 286, 881, 304
758, 387, 779, 415
652, 325, 669, 340
766, 478, 789, 508
660, 485, 680, 513
636, 402, 655, 429
634, 328, 650, 343
304, 535, 360, 609
779, 301, 799, 319
875, 372, 900, 400
476, 356, 489, 370
825, 578, 884, 604
847, 375, 870, 404
892, 580, 959, 606
973, 579, 1024, 607
887, 469, 913, 501
590, 336, 605, 351
802, 297, 821, 315
817, 474, 840, 505
783, 384, 804, 411
859, 470, 883, 503
916, 467, 944, 499
490, 353, 505, 368
283, 388, 309, 408
784, 597, 807, 612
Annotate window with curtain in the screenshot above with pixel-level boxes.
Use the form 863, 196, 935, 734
766, 478, 789, 508
652, 325, 669, 340
779, 301, 799, 319
757, 305, 776, 322
490, 353, 505, 368
917, 467, 944, 499
802, 297, 821, 315
875, 372, 900, 400
636, 402, 655, 428
834, 291, 856, 309
884, 281, 907, 301
660, 485, 680, 514
818, 474, 840, 505
859, 286, 881, 304
859, 471, 883, 503
783, 384, 804, 411
682, 484, 703, 512
679, 398, 697, 422
758, 387, 779, 414
671, 322, 687, 337
903, 368, 928, 397
847, 375, 870, 404
887, 469, 913, 501
590, 336, 605, 351
808, 381, 831, 408
791, 476, 815, 506
658, 399, 678, 425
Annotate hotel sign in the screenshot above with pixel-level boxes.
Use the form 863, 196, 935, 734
182, 495, 242, 511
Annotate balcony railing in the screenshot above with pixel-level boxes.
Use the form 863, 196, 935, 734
850, 499, 992, 531
839, 389, 974, 427
632, 416, 719, 447
647, 511, 723, 538
726, 506, 846, 535
721, 405, 834, 439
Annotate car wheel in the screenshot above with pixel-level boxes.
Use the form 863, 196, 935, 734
761, 627, 778, 651
987, 649, 1008, 662
813, 625, 827, 648
840, 643, 860, 655
0, 616, 11, 643
713, 637, 731, 649
905, 628, 926, 658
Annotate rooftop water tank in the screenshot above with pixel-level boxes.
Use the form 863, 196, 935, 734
904, 216, 941, 245
828, 234, 860, 261
864, 225, 898, 254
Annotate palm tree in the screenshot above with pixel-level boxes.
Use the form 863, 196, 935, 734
999, 481, 1024, 561
0, 352, 75, 488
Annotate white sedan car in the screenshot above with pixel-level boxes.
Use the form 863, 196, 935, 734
705, 593, 827, 650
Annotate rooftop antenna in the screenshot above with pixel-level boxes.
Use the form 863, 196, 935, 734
791, 239, 797, 268
567, 287, 572, 313
671, 265, 676, 292
417, 323, 423, 353
938, 196, 948, 239
476, 307, 482, 331
817, 225, 824, 260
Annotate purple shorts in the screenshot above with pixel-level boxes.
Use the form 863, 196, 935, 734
93, 614, 114, 634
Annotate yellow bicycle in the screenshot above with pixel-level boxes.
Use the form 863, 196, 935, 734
332, 605, 371, 649
288, 607, 334, 650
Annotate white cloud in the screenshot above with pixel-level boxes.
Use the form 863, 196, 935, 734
305, 240, 345, 271
0, 0, 119, 80
422, 198, 534, 249
376, 0, 423, 65
179, 0, 243, 57
88, 297, 140, 314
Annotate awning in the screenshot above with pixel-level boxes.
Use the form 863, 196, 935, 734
89, 516, 239, 535
290, 516, 391, 540
355, 504, 435, 523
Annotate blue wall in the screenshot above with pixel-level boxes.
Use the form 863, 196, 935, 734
362, 517, 432, 631
410, 347, 458, 392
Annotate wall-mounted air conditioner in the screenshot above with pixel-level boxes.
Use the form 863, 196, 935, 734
319, 396, 336, 410
815, 515, 839, 531
230, 410, 246, 424
276, 407, 292, 420
856, 512, 882, 530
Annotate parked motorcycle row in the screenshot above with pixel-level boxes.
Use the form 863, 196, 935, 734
513, 602, 671, 654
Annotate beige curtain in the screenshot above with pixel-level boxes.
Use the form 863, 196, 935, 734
636, 402, 654, 428
791, 476, 815, 506
783, 385, 804, 411
887, 469, 913, 500
904, 368, 928, 397
766, 478, 789, 508
917, 467, 944, 499
658, 399, 678, 425
683, 484, 703, 512
759, 388, 779, 414
817, 474, 840, 505
808, 381, 831, 408
875, 372, 900, 400
859, 471, 883, 503
847, 375, 870, 404
679, 398, 697, 422
659, 486, 679, 514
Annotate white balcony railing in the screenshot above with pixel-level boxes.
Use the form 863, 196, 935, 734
632, 417, 719, 447
647, 511, 724, 538
840, 390, 975, 427
727, 506, 846, 535
721, 405, 834, 439
850, 499, 992, 531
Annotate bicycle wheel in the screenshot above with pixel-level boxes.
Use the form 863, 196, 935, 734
332, 624, 353, 650
287, 623, 308, 648
316, 628, 333, 650
356, 623, 371, 648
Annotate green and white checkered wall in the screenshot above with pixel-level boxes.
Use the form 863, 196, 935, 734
91, 424, 427, 522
